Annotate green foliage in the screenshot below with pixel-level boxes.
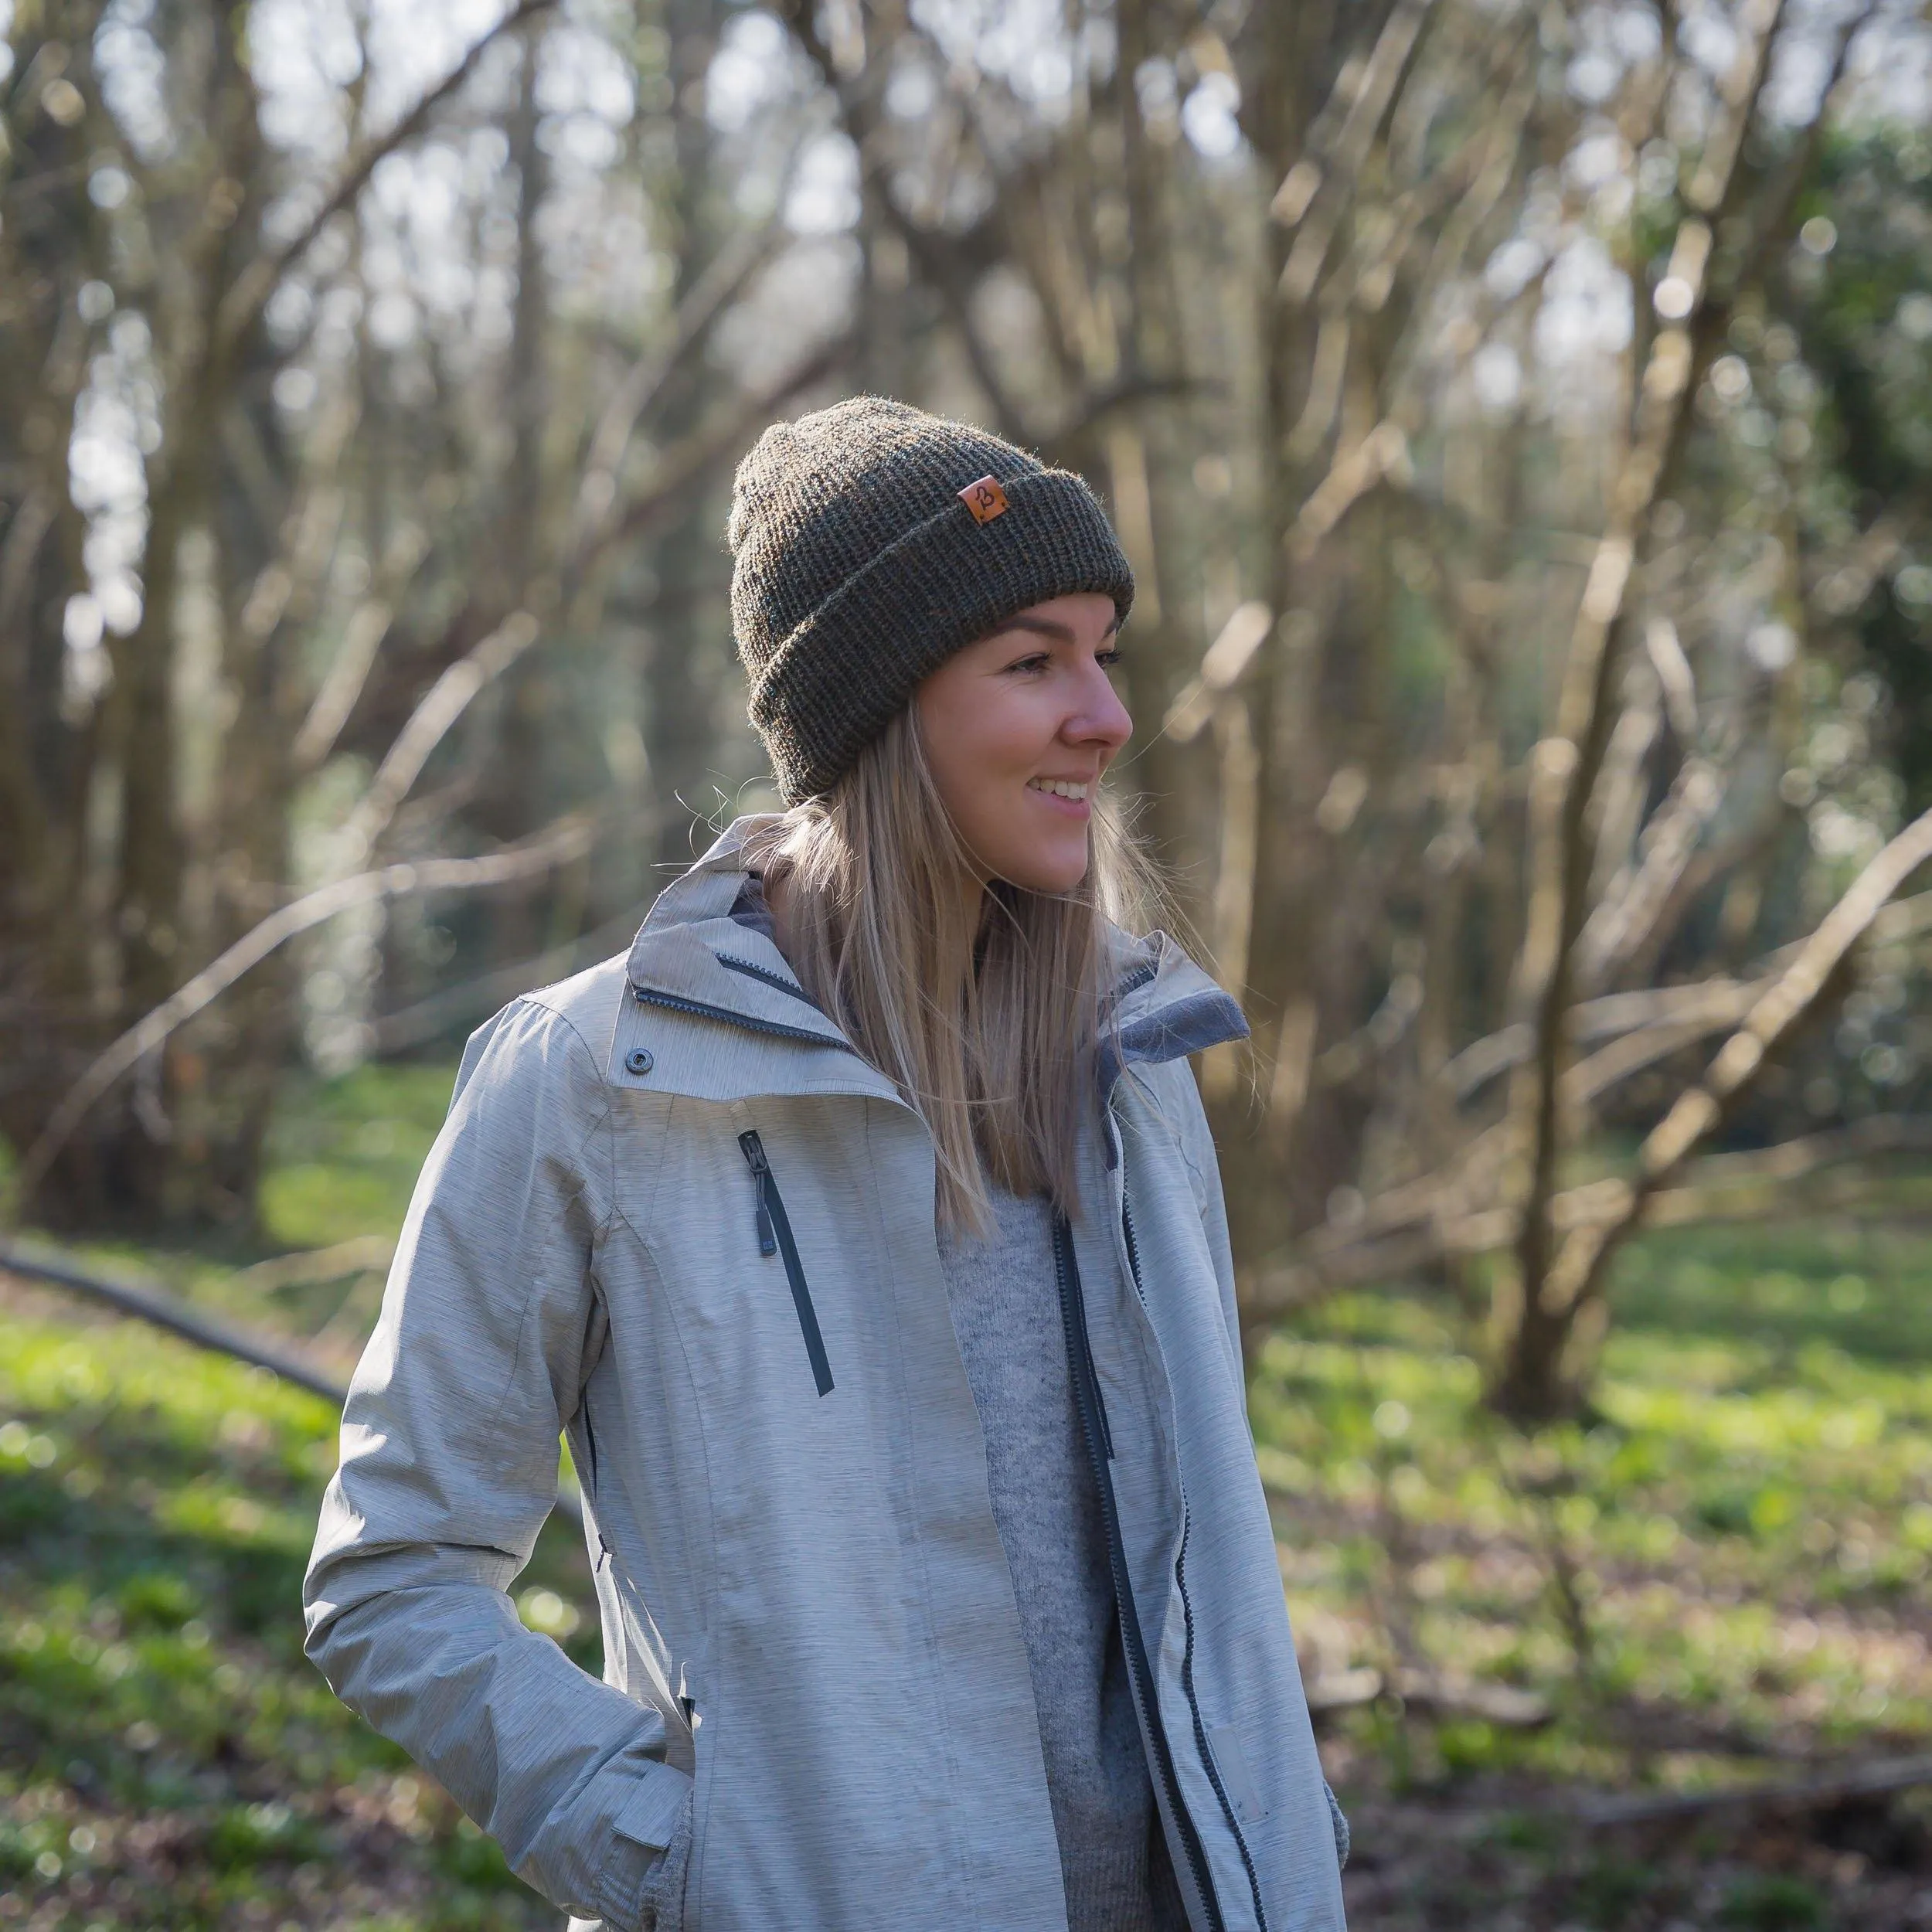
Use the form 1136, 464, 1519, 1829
1786, 131, 1932, 808
1716, 1874, 1828, 1931
205, 1801, 324, 1872
0, 1298, 590, 1926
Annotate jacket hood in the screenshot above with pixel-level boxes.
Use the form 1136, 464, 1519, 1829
624, 817, 1249, 1094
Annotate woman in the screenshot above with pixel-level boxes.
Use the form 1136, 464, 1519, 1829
304, 397, 1348, 1932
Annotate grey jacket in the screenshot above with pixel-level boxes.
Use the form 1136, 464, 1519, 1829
303, 821, 1347, 1932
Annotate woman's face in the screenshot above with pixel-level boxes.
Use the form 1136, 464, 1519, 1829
913, 592, 1132, 894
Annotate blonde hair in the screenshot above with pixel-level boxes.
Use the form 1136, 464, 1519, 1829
748, 710, 1157, 1235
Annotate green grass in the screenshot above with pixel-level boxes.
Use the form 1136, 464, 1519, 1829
257, 1063, 457, 1253
8, 1061, 1932, 1924
1260, 1226, 1932, 1777
0, 1070, 593, 1928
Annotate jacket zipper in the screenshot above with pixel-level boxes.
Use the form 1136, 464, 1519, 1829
738, 1130, 834, 1397
1053, 1214, 1226, 1932
634, 982, 837, 1048
578, 1399, 600, 1497
715, 953, 821, 1008
1121, 1192, 1270, 1932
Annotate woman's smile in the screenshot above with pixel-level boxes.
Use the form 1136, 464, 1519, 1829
1026, 775, 1094, 815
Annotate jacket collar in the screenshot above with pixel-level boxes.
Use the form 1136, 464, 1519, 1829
625, 817, 1249, 1090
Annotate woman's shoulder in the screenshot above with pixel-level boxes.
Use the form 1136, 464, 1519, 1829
452, 954, 634, 1115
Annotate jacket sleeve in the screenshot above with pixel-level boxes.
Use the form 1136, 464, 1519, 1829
303, 997, 689, 1929
1174, 1070, 1247, 1384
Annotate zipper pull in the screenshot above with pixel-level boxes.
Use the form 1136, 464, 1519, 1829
738, 1131, 777, 1256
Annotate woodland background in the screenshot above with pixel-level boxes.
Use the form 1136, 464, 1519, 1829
9, 0, 1932, 1923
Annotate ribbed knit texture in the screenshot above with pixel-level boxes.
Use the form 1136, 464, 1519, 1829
728, 396, 1135, 802
936, 1183, 1185, 1932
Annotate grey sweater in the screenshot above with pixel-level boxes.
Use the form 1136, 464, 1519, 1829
937, 1183, 1187, 1931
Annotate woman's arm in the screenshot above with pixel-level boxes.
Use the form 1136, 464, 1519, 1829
303, 998, 689, 1929
1165, 1068, 1245, 1383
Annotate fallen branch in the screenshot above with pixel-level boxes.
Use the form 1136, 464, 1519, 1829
1578, 1752, 1932, 1828
1684, 1114, 1932, 1189
15, 815, 597, 1203
1441, 883, 1932, 1103
1252, 1113, 1932, 1314
2, 1240, 352, 1404
1445, 981, 1753, 1101
0, 1240, 582, 1526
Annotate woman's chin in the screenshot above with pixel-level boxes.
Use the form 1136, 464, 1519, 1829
989, 849, 1092, 896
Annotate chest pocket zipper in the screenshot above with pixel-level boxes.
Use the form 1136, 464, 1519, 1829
738, 1130, 834, 1397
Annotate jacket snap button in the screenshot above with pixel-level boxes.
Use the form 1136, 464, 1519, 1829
624, 1047, 654, 1077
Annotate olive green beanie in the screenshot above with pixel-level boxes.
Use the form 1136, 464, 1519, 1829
728, 396, 1135, 804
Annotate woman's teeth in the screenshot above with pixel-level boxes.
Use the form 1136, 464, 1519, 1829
1029, 778, 1090, 801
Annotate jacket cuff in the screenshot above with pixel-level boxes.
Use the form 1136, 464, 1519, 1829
593, 1765, 692, 1928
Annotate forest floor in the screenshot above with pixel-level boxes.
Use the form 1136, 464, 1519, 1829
4, 1063, 1932, 1928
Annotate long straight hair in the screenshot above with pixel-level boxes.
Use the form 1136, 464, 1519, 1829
747, 710, 1158, 1236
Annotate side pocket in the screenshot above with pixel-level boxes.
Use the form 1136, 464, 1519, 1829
1203, 1723, 1270, 1826
634, 1787, 695, 1930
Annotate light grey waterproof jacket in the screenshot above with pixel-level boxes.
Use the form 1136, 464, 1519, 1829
304, 820, 1347, 1932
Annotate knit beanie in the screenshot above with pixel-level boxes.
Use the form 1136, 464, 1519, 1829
728, 396, 1135, 803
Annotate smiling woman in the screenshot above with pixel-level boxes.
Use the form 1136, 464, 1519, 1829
304, 397, 1349, 1932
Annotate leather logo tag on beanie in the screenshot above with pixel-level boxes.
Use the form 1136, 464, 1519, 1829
957, 475, 1009, 524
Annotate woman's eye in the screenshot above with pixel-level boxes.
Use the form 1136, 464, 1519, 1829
1097, 648, 1124, 669
1006, 654, 1050, 675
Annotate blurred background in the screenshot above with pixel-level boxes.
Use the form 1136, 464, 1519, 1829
7, 0, 1932, 1922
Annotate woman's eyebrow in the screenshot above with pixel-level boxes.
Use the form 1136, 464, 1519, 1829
998, 614, 1124, 644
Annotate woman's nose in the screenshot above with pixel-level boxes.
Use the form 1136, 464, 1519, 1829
1066, 662, 1133, 750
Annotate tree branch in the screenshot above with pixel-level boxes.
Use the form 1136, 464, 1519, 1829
1532, 800, 1932, 1315
13, 815, 599, 1205
571, 208, 793, 555
570, 330, 858, 583
1502, 0, 1789, 1329
335, 611, 542, 872
214, 0, 559, 356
